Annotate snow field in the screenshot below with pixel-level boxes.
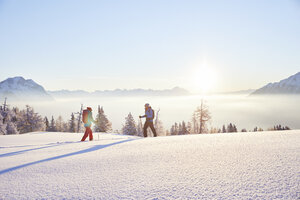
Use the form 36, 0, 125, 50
0, 131, 299, 199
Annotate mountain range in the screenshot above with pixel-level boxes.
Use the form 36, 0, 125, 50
48, 87, 190, 98
1, 72, 300, 101
0, 77, 191, 101
251, 72, 300, 95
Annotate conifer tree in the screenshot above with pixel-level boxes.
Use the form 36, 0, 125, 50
17, 105, 44, 134
154, 109, 165, 136
187, 122, 192, 134
122, 112, 137, 135
170, 125, 175, 135
49, 116, 56, 132
178, 123, 183, 135
171, 123, 179, 135
94, 106, 112, 132
0, 112, 6, 135
222, 125, 226, 133
44, 117, 49, 131
6, 121, 19, 134
227, 123, 233, 133
56, 116, 64, 132
181, 121, 189, 135
3, 111, 19, 134
137, 118, 144, 137
233, 124, 237, 132
69, 113, 76, 133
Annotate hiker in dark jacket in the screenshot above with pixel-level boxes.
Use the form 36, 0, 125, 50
139, 103, 157, 137
81, 107, 96, 141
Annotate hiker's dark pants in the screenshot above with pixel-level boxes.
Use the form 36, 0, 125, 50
143, 120, 157, 137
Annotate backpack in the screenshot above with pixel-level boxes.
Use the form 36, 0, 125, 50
82, 109, 89, 124
151, 108, 155, 120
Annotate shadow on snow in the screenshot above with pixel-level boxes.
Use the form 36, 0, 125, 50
0, 139, 136, 175
0, 142, 79, 158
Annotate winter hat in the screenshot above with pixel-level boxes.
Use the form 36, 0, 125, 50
144, 103, 150, 107
87, 107, 92, 111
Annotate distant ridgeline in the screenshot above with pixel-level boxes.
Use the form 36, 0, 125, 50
48, 87, 191, 98
0, 76, 191, 101
251, 72, 300, 95
1, 72, 300, 102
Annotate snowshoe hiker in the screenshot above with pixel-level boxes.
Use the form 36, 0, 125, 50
81, 107, 96, 141
139, 103, 157, 137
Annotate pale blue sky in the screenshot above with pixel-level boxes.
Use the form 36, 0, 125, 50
0, 0, 299, 92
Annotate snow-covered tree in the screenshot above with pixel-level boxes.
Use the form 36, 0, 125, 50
227, 123, 237, 133
154, 119, 165, 136
69, 113, 76, 133
56, 116, 64, 132
48, 116, 56, 132
17, 105, 44, 134
170, 121, 189, 135
222, 125, 226, 133
6, 121, 19, 134
136, 118, 144, 137
170, 122, 179, 135
178, 123, 182, 135
272, 125, 290, 131
44, 117, 49, 131
0, 112, 6, 135
94, 106, 112, 132
233, 125, 237, 132
122, 112, 137, 135
154, 109, 165, 136
0, 103, 19, 134
192, 112, 198, 134
187, 122, 192, 135
1, 109, 18, 134
182, 121, 189, 135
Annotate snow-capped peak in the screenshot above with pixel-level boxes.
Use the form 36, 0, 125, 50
252, 72, 300, 95
0, 76, 53, 101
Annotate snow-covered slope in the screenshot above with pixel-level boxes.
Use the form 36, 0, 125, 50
0, 76, 53, 101
252, 72, 300, 95
0, 131, 299, 199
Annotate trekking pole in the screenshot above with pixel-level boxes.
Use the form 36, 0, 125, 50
98, 132, 99, 141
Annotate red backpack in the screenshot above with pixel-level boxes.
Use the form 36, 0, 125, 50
82, 109, 89, 124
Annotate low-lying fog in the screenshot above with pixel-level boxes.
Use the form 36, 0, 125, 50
9, 95, 300, 131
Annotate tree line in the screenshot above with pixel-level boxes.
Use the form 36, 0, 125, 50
0, 98, 291, 135
0, 99, 112, 135
121, 99, 291, 136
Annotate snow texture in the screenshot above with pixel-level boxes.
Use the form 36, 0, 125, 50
0, 131, 299, 199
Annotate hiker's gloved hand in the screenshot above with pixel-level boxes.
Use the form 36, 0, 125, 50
139, 116, 142, 118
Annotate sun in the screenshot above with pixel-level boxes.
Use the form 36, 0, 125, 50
192, 67, 217, 93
